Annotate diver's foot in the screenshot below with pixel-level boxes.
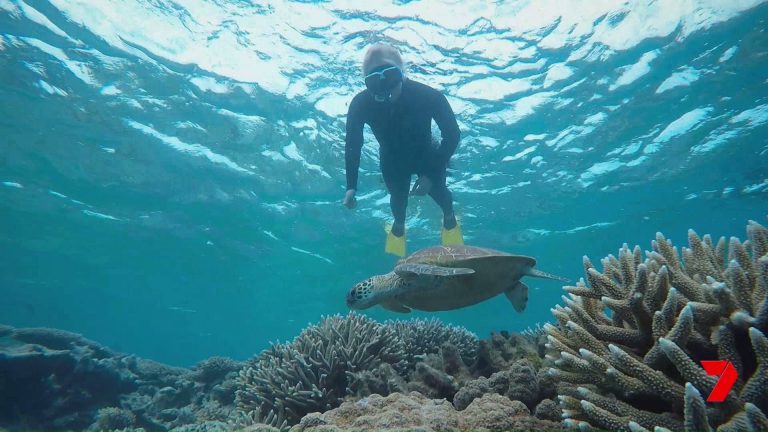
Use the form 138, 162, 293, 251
443, 212, 457, 230
441, 214, 463, 246
386, 222, 407, 257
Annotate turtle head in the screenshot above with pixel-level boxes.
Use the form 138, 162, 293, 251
346, 273, 398, 309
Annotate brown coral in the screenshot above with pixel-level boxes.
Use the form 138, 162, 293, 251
546, 219, 768, 431
291, 391, 567, 432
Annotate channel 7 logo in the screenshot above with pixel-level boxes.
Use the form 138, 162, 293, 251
701, 360, 737, 402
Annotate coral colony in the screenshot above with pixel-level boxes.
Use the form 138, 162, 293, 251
1, 219, 766, 431
546, 220, 767, 431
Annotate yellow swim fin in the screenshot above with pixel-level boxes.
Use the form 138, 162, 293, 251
384, 223, 406, 257
441, 222, 464, 246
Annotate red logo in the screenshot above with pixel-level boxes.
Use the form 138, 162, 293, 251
700, 360, 738, 402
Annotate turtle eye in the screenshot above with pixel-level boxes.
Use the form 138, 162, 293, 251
347, 286, 364, 305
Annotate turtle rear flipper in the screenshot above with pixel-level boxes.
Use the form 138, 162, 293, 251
505, 281, 529, 313
394, 263, 475, 277
525, 268, 569, 282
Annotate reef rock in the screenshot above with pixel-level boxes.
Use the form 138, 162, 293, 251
0, 326, 241, 431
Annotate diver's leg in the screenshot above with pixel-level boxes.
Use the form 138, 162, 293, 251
382, 163, 411, 236
429, 167, 462, 245
427, 168, 456, 229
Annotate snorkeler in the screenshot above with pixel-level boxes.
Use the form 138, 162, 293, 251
342, 43, 463, 257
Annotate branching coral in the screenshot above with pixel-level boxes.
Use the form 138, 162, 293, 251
546, 219, 768, 431
386, 317, 479, 367
235, 314, 482, 429
235, 313, 407, 429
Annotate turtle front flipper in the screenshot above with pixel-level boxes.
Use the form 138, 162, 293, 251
394, 263, 475, 277
381, 300, 411, 313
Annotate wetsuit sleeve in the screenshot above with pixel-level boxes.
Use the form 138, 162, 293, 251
432, 91, 460, 165
345, 94, 365, 191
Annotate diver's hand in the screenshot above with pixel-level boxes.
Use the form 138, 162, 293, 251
343, 189, 357, 209
410, 176, 432, 196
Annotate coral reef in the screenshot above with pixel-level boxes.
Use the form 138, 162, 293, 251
235, 313, 408, 428
5, 219, 768, 432
386, 317, 479, 367
402, 342, 474, 401
0, 326, 137, 429
545, 219, 768, 431
448, 329, 555, 412
193, 356, 243, 385
473, 330, 544, 375
89, 407, 136, 430
1, 315, 483, 431
534, 398, 562, 422
291, 391, 567, 432
235, 314, 483, 429
452, 359, 544, 411
0, 326, 240, 431
347, 327, 547, 409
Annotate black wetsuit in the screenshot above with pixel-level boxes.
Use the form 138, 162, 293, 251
345, 79, 461, 228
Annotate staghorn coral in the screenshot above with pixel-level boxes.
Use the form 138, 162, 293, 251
546, 219, 768, 431
235, 314, 483, 429
521, 323, 550, 359
235, 313, 408, 429
386, 317, 479, 367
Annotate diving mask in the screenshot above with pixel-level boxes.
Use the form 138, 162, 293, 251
364, 64, 403, 102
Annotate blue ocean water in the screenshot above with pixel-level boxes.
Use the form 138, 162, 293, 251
0, 0, 766, 367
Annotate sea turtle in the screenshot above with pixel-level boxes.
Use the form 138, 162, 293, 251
346, 245, 568, 313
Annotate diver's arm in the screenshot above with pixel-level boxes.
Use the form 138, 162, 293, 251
432, 91, 461, 166
345, 95, 365, 192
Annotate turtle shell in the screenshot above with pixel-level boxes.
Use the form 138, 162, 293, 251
399, 245, 535, 269
391, 245, 537, 311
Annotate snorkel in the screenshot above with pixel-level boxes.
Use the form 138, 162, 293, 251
362, 43, 406, 103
